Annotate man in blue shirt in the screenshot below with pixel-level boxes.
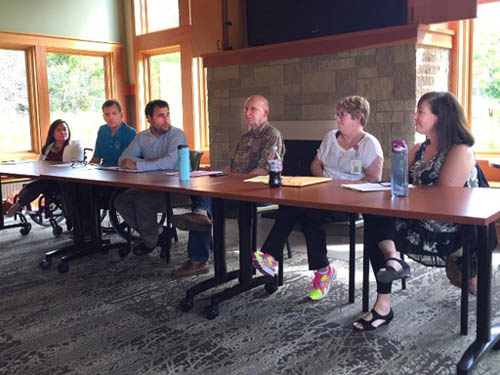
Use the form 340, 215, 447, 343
114, 99, 187, 255
90, 99, 137, 166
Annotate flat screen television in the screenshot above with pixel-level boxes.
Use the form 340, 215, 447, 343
246, 0, 408, 47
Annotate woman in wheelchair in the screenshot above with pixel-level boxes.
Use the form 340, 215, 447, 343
6, 119, 83, 217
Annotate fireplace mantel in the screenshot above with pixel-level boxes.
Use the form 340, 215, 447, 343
203, 24, 453, 68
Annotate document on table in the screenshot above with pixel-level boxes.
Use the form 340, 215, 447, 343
165, 170, 225, 177
0, 159, 36, 165
244, 175, 332, 187
341, 182, 414, 192
90, 165, 149, 173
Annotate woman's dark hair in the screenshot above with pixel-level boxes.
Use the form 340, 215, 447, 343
41, 119, 71, 155
418, 91, 474, 153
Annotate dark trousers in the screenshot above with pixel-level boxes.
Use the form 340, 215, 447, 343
17, 180, 59, 207
363, 214, 396, 294
261, 205, 349, 270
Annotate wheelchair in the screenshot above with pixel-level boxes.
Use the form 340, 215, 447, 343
10, 189, 68, 238
26, 192, 69, 237
107, 151, 203, 262
13, 148, 93, 237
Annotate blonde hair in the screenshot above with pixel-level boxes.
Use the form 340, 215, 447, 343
336, 95, 370, 126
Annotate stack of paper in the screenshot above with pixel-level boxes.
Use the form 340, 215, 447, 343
244, 175, 331, 187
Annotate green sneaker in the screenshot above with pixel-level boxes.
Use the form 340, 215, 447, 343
309, 265, 336, 301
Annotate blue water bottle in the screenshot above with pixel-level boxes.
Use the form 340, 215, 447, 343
178, 145, 190, 181
391, 139, 408, 197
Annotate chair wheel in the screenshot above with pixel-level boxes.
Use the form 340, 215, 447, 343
494, 340, 500, 351
57, 262, 69, 273
118, 246, 131, 258
39, 259, 52, 270
265, 282, 278, 295
52, 225, 63, 237
180, 298, 194, 312
204, 305, 219, 320
20, 223, 31, 235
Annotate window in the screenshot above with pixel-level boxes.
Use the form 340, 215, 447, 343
471, 1, 500, 152
0, 49, 31, 153
134, 0, 179, 35
0, 31, 126, 160
150, 50, 183, 129
133, 0, 211, 163
47, 52, 106, 150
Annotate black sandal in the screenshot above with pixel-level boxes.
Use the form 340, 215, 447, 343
376, 257, 411, 283
353, 308, 394, 331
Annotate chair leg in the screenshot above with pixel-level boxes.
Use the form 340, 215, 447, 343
278, 247, 284, 286
362, 230, 370, 312
251, 204, 257, 276
401, 253, 407, 290
286, 239, 292, 259
251, 205, 257, 253
348, 214, 356, 304
460, 245, 470, 336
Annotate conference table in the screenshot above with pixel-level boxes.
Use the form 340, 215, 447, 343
2, 160, 500, 374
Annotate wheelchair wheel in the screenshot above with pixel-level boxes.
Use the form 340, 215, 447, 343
29, 194, 65, 227
108, 188, 167, 241
20, 222, 32, 236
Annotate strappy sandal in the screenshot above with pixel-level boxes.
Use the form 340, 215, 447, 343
376, 257, 411, 283
353, 308, 394, 331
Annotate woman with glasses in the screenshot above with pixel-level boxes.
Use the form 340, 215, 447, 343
353, 91, 479, 331
252, 95, 383, 301
6, 119, 83, 217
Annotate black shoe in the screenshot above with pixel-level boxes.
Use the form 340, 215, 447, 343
132, 242, 156, 256
353, 308, 394, 331
376, 257, 411, 283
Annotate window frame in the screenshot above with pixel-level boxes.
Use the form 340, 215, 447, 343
451, 0, 500, 157
0, 31, 125, 160
132, 0, 210, 164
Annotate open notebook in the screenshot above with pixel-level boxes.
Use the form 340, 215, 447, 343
244, 175, 331, 187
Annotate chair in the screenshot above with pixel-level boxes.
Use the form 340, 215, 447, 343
108, 150, 204, 263
259, 139, 363, 301
12, 183, 69, 238
361, 163, 498, 336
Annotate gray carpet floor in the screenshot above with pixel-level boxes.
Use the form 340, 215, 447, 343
1, 216, 500, 375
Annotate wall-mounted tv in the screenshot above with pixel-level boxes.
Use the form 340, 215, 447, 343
246, 0, 408, 47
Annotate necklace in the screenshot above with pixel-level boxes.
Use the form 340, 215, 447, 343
340, 132, 364, 150
52, 143, 63, 152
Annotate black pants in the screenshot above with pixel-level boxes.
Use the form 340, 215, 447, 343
17, 180, 59, 207
363, 214, 396, 294
261, 205, 350, 270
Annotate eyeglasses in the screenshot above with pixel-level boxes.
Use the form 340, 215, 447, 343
335, 112, 350, 119
71, 160, 87, 168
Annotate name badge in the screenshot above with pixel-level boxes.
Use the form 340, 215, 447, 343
351, 159, 362, 175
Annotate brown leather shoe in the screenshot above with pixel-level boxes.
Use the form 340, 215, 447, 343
172, 212, 212, 232
172, 260, 209, 278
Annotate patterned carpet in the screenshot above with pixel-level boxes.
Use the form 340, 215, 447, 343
1, 216, 500, 375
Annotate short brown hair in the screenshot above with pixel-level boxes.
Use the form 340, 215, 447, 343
336, 96, 370, 126
102, 99, 122, 113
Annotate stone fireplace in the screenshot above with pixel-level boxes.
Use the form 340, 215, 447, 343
205, 27, 451, 178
